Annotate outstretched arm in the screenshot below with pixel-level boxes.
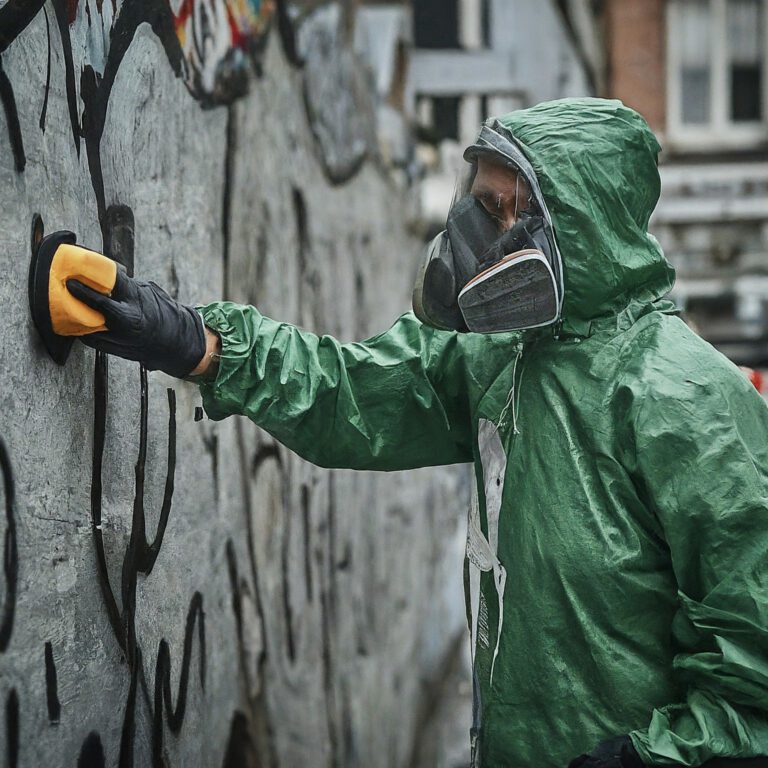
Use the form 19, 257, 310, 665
64, 257, 478, 471
194, 302, 475, 471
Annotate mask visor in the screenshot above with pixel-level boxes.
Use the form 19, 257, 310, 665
458, 249, 559, 333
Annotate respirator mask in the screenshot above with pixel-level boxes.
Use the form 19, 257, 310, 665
412, 121, 564, 334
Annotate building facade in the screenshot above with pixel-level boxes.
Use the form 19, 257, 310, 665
605, 0, 768, 366
406, 0, 768, 365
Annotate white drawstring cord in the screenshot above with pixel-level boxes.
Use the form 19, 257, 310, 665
496, 343, 523, 434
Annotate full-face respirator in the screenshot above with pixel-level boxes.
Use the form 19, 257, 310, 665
412, 122, 564, 334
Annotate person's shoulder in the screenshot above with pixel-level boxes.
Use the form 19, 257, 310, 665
619, 310, 761, 412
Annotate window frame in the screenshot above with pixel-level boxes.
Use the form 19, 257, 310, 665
667, 0, 768, 149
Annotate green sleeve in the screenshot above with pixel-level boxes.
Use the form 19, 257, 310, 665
628, 362, 768, 766
195, 302, 475, 471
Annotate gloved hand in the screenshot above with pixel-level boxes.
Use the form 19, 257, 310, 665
568, 736, 645, 768
66, 270, 207, 379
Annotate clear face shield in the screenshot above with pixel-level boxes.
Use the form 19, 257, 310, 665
412, 121, 564, 334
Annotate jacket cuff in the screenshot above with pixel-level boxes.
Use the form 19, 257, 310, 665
192, 301, 265, 421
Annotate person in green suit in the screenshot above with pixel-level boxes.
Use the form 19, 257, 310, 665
64, 98, 768, 767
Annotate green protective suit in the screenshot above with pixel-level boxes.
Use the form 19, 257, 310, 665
197, 98, 768, 767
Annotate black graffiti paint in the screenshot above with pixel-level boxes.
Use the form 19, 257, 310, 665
275, 0, 302, 66
0, 0, 47, 171
224, 537, 266, 709
117, 644, 140, 768
301, 484, 313, 602
0, 443, 19, 767
225, 540, 245, 648
78, 731, 106, 768
292, 186, 315, 324
320, 473, 340, 762
0, 57, 24, 172
264, 447, 297, 664
102, 204, 135, 276
221, 105, 237, 301
0, 440, 18, 652
78, 2, 183, 238
44, 641, 61, 724
30, 212, 44, 257
90, 360, 180, 655
221, 711, 260, 768
248, 446, 296, 665
232, 421, 281, 766
201, 430, 219, 500
354, 263, 366, 338
0, 0, 47, 52
152, 591, 206, 767
50, 0, 81, 155
124, 371, 177, 580
5, 688, 19, 768
88, 357, 210, 766
90, 353, 124, 647
39, 5, 52, 132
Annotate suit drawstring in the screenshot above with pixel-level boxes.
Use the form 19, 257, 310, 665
497, 342, 524, 435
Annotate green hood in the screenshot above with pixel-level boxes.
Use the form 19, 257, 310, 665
494, 98, 676, 336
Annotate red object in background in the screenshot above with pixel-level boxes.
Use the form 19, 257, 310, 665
740, 367, 765, 393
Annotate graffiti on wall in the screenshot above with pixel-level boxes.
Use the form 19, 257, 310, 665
293, 3, 375, 184
20, 213, 211, 766
0, 0, 276, 237
1, 0, 383, 763
174, 0, 274, 102
0, 0, 373, 191
89, 356, 207, 768
1, 440, 19, 768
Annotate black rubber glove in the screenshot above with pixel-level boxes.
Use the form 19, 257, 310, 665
66, 270, 207, 379
569, 736, 645, 768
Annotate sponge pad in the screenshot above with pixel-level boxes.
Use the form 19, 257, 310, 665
28, 230, 118, 365
49, 243, 117, 336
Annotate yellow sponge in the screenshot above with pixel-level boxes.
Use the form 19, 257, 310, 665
49, 244, 117, 336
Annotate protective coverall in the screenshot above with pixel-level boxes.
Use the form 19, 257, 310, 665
196, 99, 768, 766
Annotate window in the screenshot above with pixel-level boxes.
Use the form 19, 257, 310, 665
431, 96, 461, 142
730, 0, 764, 120
413, 0, 460, 49
678, 1, 712, 124
416, 96, 461, 143
668, 0, 768, 147
413, 0, 490, 50
481, 0, 492, 48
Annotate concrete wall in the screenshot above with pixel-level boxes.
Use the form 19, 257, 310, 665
0, 2, 469, 766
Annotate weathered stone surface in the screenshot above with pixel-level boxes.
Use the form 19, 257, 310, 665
0, 2, 469, 766
295, 3, 377, 184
